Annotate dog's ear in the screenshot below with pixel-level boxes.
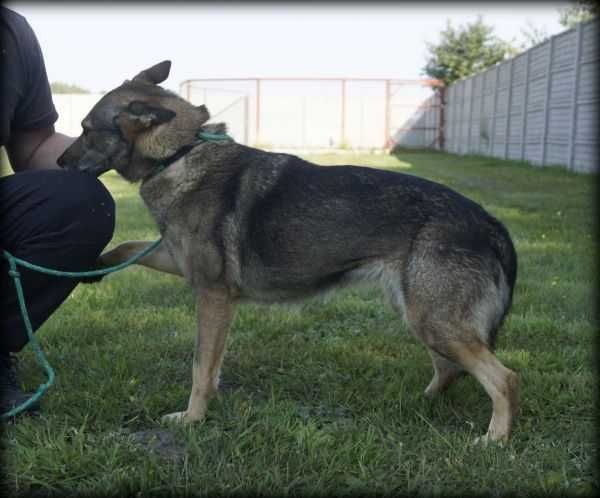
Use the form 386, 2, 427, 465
132, 60, 171, 85
114, 101, 176, 135
195, 104, 210, 123
129, 101, 176, 124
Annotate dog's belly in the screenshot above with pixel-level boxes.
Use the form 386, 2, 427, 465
237, 265, 366, 303
237, 230, 407, 303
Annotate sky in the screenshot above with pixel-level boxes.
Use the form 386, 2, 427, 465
7, 2, 570, 94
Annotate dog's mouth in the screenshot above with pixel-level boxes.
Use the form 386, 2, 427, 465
57, 153, 112, 177
57, 133, 121, 177
76, 162, 112, 177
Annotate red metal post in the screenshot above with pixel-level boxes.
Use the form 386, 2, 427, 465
384, 79, 391, 149
244, 95, 249, 145
341, 79, 346, 147
255, 79, 261, 145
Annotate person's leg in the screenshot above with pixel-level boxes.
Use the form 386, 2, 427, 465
0, 169, 115, 412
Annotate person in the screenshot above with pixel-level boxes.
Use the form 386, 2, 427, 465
0, 6, 115, 415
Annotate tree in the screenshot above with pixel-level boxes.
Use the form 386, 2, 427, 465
50, 82, 90, 94
520, 20, 550, 50
423, 16, 517, 86
558, 0, 599, 29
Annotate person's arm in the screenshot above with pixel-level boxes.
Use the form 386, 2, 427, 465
1, 8, 73, 172
6, 126, 75, 172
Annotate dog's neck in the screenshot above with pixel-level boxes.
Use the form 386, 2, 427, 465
156, 143, 197, 170
142, 123, 232, 181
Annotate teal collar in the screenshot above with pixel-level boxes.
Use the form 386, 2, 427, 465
151, 129, 233, 177
196, 130, 233, 142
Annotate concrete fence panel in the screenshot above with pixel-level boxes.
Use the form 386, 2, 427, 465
440, 18, 599, 173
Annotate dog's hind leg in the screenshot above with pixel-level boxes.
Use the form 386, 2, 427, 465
162, 288, 235, 424
403, 245, 519, 442
414, 320, 519, 442
410, 315, 519, 442
447, 339, 520, 444
424, 350, 464, 398
99, 240, 183, 276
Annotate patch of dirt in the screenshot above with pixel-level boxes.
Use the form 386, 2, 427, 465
128, 428, 187, 462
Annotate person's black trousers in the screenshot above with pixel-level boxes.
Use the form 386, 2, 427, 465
0, 169, 115, 353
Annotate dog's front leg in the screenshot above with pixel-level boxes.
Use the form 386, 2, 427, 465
99, 240, 183, 276
162, 288, 235, 424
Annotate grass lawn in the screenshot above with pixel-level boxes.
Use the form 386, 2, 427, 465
2, 151, 597, 497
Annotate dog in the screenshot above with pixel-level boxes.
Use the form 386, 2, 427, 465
58, 61, 520, 443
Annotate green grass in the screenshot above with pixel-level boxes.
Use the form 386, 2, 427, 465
2, 151, 597, 497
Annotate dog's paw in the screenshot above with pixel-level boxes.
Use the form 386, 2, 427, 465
161, 411, 187, 424
161, 411, 205, 425
472, 434, 506, 448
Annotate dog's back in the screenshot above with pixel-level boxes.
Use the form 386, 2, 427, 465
223, 150, 516, 320
158, 144, 517, 353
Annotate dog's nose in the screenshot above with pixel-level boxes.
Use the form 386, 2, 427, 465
56, 153, 67, 167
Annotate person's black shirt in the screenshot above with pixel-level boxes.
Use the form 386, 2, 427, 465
0, 6, 58, 148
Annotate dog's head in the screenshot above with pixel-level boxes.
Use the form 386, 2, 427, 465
57, 60, 211, 181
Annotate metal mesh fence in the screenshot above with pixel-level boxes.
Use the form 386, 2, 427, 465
180, 77, 442, 150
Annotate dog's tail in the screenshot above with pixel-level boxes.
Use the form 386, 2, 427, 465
492, 219, 518, 302
487, 218, 518, 349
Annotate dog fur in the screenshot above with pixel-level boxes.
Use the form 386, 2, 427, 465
57, 61, 520, 442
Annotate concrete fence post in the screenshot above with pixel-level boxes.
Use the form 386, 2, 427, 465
520, 51, 531, 161
540, 37, 555, 165
453, 85, 458, 152
454, 84, 459, 153
452, 83, 458, 153
453, 83, 459, 153
460, 81, 466, 154
463, 81, 469, 153
449, 86, 455, 152
490, 65, 500, 156
504, 59, 514, 159
446, 87, 452, 152
438, 86, 446, 150
479, 70, 487, 153
567, 23, 583, 171
466, 79, 474, 153
460, 80, 466, 153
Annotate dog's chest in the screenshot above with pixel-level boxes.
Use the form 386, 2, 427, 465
139, 158, 189, 229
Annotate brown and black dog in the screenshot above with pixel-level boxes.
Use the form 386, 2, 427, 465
58, 61, 519, 443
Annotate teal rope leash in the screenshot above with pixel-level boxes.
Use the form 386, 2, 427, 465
1, 238, 162, 419
1, 128, 231, 419
2, 255, 54, 419
197, 130, 232, 142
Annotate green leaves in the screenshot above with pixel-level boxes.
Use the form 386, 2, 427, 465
558, 0, 598, 29
423, 16, 516, 85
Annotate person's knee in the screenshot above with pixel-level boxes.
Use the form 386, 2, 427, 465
63, 172, 116, 249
